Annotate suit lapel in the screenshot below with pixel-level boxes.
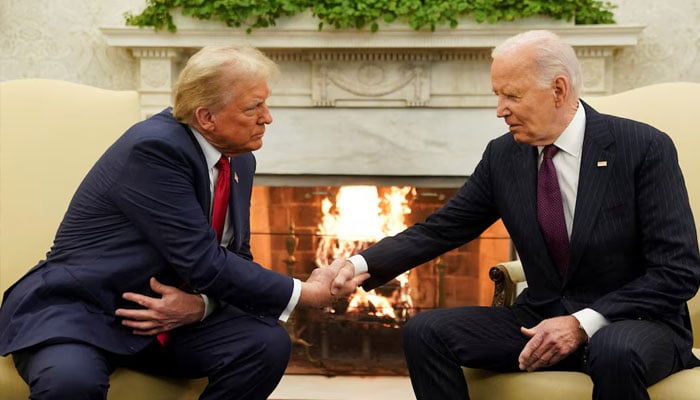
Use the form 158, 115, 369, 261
567, 103, 615, 279
514, 144, 539, 235
228, 156, 242, 250
182, 123, 212, 215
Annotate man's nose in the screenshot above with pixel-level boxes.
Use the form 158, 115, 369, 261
496, 100, 510, 118
260, 105, 273, 124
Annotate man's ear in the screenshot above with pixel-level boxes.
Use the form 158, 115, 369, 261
552, 76, 569, 107
193, 107, 215, 131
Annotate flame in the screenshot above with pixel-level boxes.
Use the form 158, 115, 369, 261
316, 185, 415, 321
348, 287, 397, 319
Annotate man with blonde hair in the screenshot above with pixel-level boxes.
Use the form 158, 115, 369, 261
0, 45, 364, 400
334, 30, 700, 399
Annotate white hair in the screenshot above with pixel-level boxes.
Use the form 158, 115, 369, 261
492, 30, 583, 98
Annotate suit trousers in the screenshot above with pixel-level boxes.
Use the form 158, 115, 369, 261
13, 304, 291, 400
402, 306, 684, 400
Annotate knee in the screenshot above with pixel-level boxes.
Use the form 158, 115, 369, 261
203, 324, 291, 398
254, 324, 292, 373
587, 334, 643, 374
402, 310, 443, 350
28, 365, 109, 400
402, 310, 426, 343
14, 346, 110, 400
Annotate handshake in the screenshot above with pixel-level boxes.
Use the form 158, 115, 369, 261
298, 258, 371, 308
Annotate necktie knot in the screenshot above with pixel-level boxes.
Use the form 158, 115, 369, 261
543, 144, 558, 160
216, 155, 230, 172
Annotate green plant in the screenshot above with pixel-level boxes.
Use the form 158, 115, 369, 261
124, 0, 616, 33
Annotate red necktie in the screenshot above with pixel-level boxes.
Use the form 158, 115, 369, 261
157, 155, 230, 347
211, 156, 231, 243
537, 145, 570, 275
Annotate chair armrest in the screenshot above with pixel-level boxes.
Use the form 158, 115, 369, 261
489, 260, 526, 307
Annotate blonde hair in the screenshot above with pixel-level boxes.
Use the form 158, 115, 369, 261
173, 45, 280, 124
492, 30, 583, 98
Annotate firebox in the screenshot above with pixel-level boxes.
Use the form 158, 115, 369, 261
249, 175, 511, 375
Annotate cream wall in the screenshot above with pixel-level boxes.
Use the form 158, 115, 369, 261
0, 0, 144, 89
1, 0, 698, 91
612, 0, 700, 90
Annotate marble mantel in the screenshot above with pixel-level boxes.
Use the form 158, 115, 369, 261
101, 18, 644, 178
102, 18, 643, 116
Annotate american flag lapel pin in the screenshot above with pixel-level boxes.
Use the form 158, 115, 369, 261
597, 161, 607, 167
234, 171, 239, 183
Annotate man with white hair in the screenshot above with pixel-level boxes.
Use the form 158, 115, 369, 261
335, 30, 700, 399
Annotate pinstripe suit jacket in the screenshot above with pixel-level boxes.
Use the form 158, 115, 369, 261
361, 101, 700, 366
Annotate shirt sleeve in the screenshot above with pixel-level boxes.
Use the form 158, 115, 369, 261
347, 254, 369, 275
199, 293, 217, 321
573, 307, 610, 339
278, 278, 302, 322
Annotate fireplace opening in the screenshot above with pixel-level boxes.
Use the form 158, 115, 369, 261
250, 176, 511, 375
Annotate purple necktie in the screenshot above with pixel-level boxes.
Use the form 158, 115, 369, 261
537, 145, 569, 275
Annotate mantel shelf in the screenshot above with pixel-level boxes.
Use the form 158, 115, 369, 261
101, 24, 644, 50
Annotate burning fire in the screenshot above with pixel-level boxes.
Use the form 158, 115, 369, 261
347, 288, 397, 319
316, 186, 415, 321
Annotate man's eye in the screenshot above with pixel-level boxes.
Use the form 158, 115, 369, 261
246, 104, 263, 113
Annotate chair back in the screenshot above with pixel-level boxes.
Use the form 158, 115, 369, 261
0, 79, 141, 293
585, 82, 700, 347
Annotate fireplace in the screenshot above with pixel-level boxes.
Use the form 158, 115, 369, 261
249, 177, 511, 375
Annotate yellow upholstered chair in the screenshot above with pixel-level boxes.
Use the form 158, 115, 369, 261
0, 79, 206, 399
463, 82, 700, 399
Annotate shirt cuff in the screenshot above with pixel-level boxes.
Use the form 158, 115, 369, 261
199, 293, 217, 321
572, 308, 610, 339
347, 254, 368, 275
278, 278, 302, 323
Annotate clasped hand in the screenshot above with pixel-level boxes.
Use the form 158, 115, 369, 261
518, 315, 588, 371
299, 258, 370, 308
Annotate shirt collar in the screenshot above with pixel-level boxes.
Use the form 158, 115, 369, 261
189, 126, 224, 170
539, 100, 586, 158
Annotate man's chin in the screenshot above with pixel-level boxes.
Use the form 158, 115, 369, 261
511, 131, 526, 143
248, 139, 264, 152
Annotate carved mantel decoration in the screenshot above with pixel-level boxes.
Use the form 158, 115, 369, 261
102, 17, 644, 119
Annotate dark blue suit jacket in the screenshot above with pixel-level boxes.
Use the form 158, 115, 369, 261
0, 109, 294, 356
360, 102, 700, 366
